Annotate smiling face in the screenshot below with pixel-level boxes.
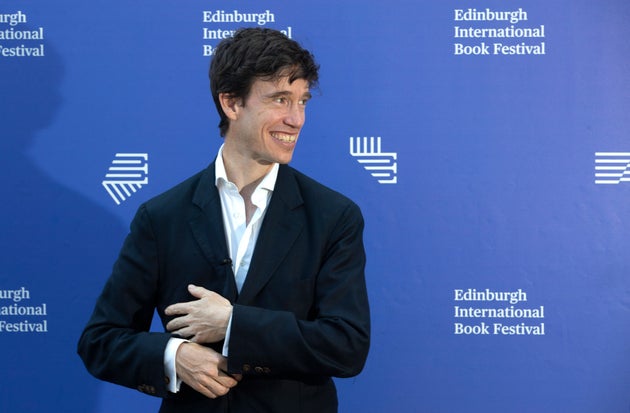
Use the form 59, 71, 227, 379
221, 75, 311, 170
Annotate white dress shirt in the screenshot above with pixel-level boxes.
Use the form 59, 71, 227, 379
164, 145, 278, 393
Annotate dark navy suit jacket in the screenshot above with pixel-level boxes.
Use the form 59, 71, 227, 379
78, 163, 370, 413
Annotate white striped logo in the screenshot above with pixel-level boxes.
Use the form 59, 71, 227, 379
594, 152, 630, 184
349, 136, 397, 184
102, 153, 149, 204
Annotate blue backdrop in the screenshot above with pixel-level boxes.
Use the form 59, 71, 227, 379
2, 0, 630, 411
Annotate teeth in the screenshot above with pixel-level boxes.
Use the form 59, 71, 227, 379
271, 133, 296, 143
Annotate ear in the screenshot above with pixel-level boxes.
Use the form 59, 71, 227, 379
218, 93, 242, 121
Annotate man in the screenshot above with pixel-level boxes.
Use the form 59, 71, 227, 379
78, 27, 370, 412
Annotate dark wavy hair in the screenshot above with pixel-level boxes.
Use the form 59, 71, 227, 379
209, 28, 320, 137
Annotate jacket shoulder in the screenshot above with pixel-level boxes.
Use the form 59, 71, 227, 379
142, 167, 210, 215
283, 165, 360, 213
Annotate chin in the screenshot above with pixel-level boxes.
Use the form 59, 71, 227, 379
275, 151, 295, 165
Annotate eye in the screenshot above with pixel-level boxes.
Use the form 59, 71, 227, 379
274, 97, 288, 105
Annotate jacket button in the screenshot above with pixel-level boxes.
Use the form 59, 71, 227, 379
242, 364, 251, 372
137, 384, 156, 394
254, 366, 264, 374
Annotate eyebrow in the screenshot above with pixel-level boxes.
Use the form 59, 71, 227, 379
265, 90, 312, 100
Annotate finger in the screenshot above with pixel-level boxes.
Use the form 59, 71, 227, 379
195, 370, 234, 398
166, 315, 190, 332
195, 380, 230, 399
218, 370, 243, 388
216, 369, 239, 388
164, 302, 193, 316
204, 382, 231, 398
169, 326, 195, 339
198, 387, 221, 399
216, 357, 239, 385
188, 284, 215, 299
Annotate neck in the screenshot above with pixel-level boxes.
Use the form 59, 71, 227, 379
221, 143, 274, 192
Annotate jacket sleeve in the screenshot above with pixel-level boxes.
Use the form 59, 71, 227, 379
227, 201, 370, 378
77, 205, 172, 397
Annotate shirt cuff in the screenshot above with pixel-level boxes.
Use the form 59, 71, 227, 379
164, 337, 188, 393
222, 311, 233, 357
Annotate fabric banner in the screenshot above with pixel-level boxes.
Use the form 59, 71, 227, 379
2, 0, 629, 411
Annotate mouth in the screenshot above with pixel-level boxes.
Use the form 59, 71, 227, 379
270, 132, 297, 144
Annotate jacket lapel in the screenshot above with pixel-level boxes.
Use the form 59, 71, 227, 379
188, 164, 238, 298
237, 165, 304, 304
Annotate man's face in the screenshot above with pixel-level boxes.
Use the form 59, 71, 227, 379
226, 76, 311, 166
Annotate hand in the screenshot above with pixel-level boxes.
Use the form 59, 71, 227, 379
175, 342, 241, 399
165, 284, 232, 343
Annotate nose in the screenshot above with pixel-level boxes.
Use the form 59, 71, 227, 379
284, 103, 305, 129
